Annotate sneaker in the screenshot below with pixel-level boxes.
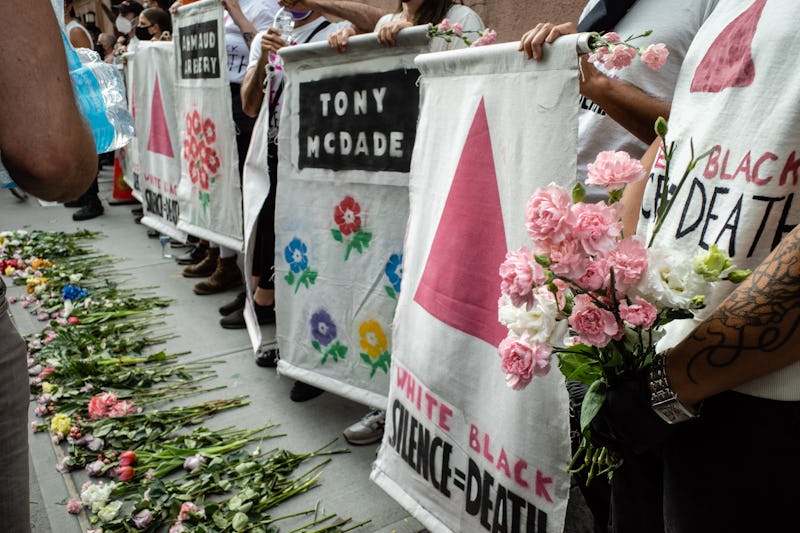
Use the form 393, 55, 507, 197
343, 410, 385, 445
177, 243, 209, 266
72, 200, 104, 221
289, 381, 324, 402
255, 348, 279, 368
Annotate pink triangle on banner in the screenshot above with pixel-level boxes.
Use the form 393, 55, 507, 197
413, 98, 508, 348
690, 0, 766, 93
147, 73, 174, 157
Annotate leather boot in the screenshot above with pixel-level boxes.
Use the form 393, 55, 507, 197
193, 256, 243, 295
182, 247, 219, 278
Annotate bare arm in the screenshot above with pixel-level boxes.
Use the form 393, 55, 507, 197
279, 0, 386, 34
0, 0, 96, 201
668, 225, 800, 406
520, 22, 670, 145
621, 138, 659, 236
68, 26, 92, 49
241, 29, 288, 117
221, 0, 258, 48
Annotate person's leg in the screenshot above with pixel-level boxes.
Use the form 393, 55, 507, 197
610, 448, 664, 533
0, 280, 31, 530
73, 174, 104, 221
663, 391, 800, 533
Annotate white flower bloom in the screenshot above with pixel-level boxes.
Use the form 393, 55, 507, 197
97, 500, 123, 522
636, 248, 710, 309
498, 291, 560, 344
80, 481, 115, 513
63, 299, 74, 317
69, 273, 83, 283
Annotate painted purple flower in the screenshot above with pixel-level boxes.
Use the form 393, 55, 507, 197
310, 309, 337, 347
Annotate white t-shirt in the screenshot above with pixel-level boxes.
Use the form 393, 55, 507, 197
225, 0, 278, 84
638, 0, 800, 400
247, 17, 351, 137
576, 0, 718, 198
375, 4, 484, 53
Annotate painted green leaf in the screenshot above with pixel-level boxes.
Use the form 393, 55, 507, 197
331, 229, 343, 242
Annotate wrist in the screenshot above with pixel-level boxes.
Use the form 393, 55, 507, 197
648, 350, 701, 424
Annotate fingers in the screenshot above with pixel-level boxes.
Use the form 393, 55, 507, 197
519, 21, 578, 60
327, 28, 353, 54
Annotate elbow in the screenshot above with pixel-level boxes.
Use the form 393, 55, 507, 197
242, 101, 259, 118
10, 146, 98, 202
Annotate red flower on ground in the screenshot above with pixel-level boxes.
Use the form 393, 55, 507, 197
334, 196, 362, 235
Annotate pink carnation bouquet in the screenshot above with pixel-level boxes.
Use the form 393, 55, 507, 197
496, 119, 750, 482
428, 19, 497, 48
587, 30, 669, 71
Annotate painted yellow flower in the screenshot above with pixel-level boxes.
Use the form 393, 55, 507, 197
359, 320, 387, 359
50, 413, 72, 436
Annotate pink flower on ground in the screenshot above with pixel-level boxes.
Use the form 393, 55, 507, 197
471, 28, 497, 47
114, 465, 135, 482
603, 45, 637, 70
452, 22, 463, 36
499, 247, 546, 309
169, 523, 186, 533
641, 43, 669, 70
606, 236, 648, 291
118, 451, 137, 467
568, 294, 620, 347
66, 498, 82, 514
498, 334, 552, 390
525, 184, 576, 247
586, 150, 644, 192
108, 400, 137, 417
438, 18, 451, 31
602, 32, 621, 43
183, 454, 206, 474
132, 509, 154, 529
619, 296, 658, 328
178, 502, 205, 522
572, 202, 623, 256
576, 258, 610, 292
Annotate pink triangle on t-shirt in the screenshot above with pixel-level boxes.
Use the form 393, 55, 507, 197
690, 0, 766, 93
147, 73, 174, 157
413, 98, 508, 348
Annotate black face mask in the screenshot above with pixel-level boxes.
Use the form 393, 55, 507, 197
135, 26, 153, 41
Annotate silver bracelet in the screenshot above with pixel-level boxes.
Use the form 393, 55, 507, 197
648, 350, 700, 424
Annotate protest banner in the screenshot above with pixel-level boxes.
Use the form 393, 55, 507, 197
173, 0, 243, 250
121, 56, 142, 201
370, 38, 583, 532
128, 41, 187, 242
273, 28, 431, 408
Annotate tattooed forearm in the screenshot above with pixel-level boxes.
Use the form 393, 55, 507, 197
683, 226, 800, 385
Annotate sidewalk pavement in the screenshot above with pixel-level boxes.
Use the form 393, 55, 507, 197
4, 169, 423, 533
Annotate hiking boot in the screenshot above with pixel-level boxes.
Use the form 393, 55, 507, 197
182, 247, 218, 278
193, 257, 243, 295
290, 381, 324, 402
219, 302, 275, 329
177, 243, 209, 266
343, 410, 386, 445
72, 199, 104, 221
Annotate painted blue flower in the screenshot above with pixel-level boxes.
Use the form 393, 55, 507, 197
310, 309, 337, 347
385, 253, 403, 293
61, 284, 87, 301
284, 237, 308, 273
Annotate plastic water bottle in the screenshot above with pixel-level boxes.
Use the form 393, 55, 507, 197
159, 236, 173, 259
273, 8, 295, 44
61, 29, 134, 154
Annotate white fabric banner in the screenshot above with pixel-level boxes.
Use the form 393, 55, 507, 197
121, 58, 142, 201
371, 40, 581, 533
274, 29, 431, 408
128, 42, 187, 242
173, 0, 243, 251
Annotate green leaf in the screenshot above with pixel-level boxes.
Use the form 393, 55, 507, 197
385, 285, 397, 299
232, 511, 250, 531
571, 182, 586, 203
331, 229, 343, 242
360, 353, 373, 366
558, 352, 603, 384
212, 512, 228, 529
284, 271, 295, 285
580, 380, 607, 434
311, 340, 321, 352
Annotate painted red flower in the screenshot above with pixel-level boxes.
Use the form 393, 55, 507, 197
334, 196, 362, 235
189, 162, 199, 184
202, 118, 216, 144
206, 150, 220, 173
185, 112, 195, 136
198, 167, 209, 190
190, 110, 201, 136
